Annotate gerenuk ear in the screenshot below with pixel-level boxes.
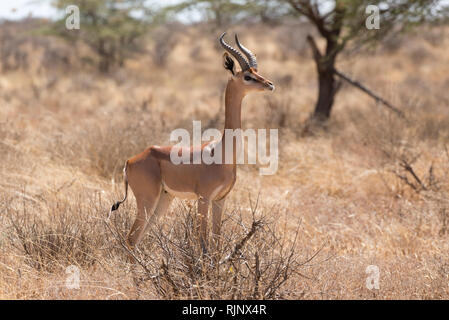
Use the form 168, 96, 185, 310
223, 52, 236, 76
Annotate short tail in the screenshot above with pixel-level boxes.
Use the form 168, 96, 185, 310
108, 161, 129, 219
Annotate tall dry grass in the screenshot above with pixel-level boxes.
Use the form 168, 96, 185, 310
0, 21, 448, 299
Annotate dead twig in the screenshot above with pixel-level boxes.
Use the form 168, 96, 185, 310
333, 68, 405, 119
220, 217, 264, 265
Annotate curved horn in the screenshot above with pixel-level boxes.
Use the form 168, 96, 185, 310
219, 32, 250, 71
235, 34, 257, 70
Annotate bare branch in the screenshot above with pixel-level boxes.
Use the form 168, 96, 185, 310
306, 34, 322, 62
333, 68, 405, 118
220, 217, 264, 264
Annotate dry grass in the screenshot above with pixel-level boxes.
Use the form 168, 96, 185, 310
0, 21, 449, 299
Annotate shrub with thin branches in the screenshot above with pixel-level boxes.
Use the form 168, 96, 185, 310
106, 200, 311, 299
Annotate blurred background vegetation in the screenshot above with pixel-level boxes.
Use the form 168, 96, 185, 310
3, 0, 446, 119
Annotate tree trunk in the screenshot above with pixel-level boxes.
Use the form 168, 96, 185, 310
307, 35, 341, 121
314, 65, 337, 120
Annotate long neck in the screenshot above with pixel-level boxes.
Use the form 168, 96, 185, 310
224, 79, 244, 131
221, 79, 244, 165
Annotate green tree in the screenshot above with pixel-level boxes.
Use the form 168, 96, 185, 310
284, 0, 445, 121
160, 0, 290, 28
48, 0, 153, 72
166, 0, 447, 121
